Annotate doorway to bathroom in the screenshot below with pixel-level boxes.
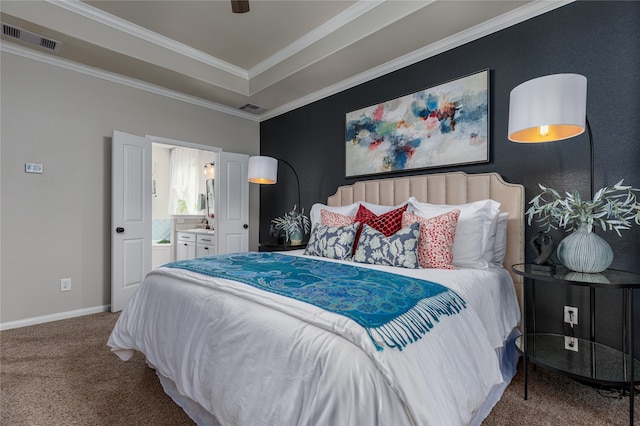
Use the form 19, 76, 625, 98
112, 131, 248, 312
150, 141, 217, 268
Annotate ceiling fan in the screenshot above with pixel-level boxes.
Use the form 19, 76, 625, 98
231, 0, 250, 14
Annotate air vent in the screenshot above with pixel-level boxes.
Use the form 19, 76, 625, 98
2, 22, 61, 53
239, 103, 266, 114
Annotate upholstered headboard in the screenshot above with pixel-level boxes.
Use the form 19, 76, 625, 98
327, 171, 525, 314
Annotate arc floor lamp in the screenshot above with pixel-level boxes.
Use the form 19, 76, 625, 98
508, 73, 603, 341
247, 155, 302, 212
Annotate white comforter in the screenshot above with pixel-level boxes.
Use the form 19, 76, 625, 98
108, 251, 520, 425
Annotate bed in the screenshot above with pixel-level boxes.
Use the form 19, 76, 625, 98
108, 171, 525, 425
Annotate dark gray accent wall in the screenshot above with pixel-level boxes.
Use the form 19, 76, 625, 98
260, 1, 640, 354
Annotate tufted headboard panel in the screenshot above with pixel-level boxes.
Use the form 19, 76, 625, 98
327, 171, 525, 314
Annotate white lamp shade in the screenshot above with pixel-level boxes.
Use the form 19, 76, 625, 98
247, 156, 278, 184
508, 73, 587, 143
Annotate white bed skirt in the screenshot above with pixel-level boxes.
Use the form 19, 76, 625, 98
153, 328, 521, 426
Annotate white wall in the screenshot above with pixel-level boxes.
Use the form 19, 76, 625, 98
0, 50, 260, 326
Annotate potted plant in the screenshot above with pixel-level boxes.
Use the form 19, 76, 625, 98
526, 180, 640, 273
271, 205, 311, 245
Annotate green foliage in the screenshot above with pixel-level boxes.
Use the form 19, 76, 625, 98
177, 199, 188, 214
526, 180, 640, 237
271, 205, 311, 242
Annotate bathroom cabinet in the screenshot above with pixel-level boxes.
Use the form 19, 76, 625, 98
196, 234, 216, 257
176, 232, 196, 260
176, 231, 216, 260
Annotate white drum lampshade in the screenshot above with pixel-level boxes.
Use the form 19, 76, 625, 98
508, 74, 587, 143
247, 156, 278, 184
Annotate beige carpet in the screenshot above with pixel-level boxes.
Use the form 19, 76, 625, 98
1, 312, 637, 425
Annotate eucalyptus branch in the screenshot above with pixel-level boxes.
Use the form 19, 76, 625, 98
526, 180, 640, 237
271, 205, 311, 241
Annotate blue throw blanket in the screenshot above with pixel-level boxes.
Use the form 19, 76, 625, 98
164, 252, 466, 351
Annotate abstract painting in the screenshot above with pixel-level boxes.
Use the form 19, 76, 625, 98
345, 69, 489, 177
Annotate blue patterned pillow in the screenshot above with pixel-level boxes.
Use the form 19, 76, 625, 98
353, 222, 420, 268
304, 222, 359, 260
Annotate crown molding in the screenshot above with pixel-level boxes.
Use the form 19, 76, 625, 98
261, 0, 574, 120
48, 0, 249, 79
4, 0, 572, 122
248, 0, 385, 78
50, 0, 387, 82
1, 41, 259, 121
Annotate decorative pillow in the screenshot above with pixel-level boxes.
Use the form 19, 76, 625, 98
304, 222, 359, 260
402, 210, 460, 269
309, 202, 359, 226
320, 209, 355, 226
407, 197, 500, 269
354, 203, 408, 236
353, 222, 420, 268
353, 203, 409, 254
359, 201, 408, 216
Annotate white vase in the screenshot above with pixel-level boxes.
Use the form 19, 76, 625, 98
556, 224, 613, 273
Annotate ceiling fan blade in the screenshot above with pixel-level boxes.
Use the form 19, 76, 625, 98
231, 0, 250, 14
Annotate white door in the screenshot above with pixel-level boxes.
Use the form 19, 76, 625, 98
216, 152, 249, 254
111, 131, 152, 312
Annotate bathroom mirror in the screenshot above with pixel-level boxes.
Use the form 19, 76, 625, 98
206, 179, 215, 219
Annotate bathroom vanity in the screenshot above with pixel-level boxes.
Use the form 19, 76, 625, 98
176, 229, 216, 260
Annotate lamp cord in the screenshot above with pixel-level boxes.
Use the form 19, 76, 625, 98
278, 158, 302, 213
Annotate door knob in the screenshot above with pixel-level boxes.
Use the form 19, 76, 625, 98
243, 224, 249, 229
116, 227, 125, 233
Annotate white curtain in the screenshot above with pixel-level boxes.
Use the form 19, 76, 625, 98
168, 147, 201, 215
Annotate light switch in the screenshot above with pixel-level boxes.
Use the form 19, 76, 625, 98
25, 163, 43, 174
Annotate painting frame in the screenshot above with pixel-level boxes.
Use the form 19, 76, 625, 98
345, 69, 490, 178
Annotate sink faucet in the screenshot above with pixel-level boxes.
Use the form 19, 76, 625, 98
201, 218, 209, 229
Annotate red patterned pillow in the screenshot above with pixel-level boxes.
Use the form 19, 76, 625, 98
320, 209, 355, 226
353, 204, 408, 252
355, 204, 408, 235
402, 210, 460, 269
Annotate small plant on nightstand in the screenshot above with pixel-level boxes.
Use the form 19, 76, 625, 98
271, 205, 311, 245
526, 180, 640, 272
526, 180, 640, 235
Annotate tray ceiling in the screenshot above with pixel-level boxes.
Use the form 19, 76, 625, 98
0, 1, 569, 120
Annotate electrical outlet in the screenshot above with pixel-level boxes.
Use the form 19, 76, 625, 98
564, 336, 579, 352
60, 278, 72, 292
564, 306, 578, 325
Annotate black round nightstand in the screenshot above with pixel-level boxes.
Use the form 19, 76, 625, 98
259, 243, 307, 252
512, 263, 640, 424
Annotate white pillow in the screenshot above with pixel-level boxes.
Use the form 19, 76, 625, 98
359, 200, 409, 216
491, 213, 509, 265
482, 211, 500, 264
407, 197, 500, 269
309, 202, 359, 226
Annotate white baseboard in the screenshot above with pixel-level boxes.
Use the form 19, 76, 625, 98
0, 305, 111, 331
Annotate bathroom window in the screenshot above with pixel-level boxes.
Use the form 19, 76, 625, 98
168, 147, 203, 215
